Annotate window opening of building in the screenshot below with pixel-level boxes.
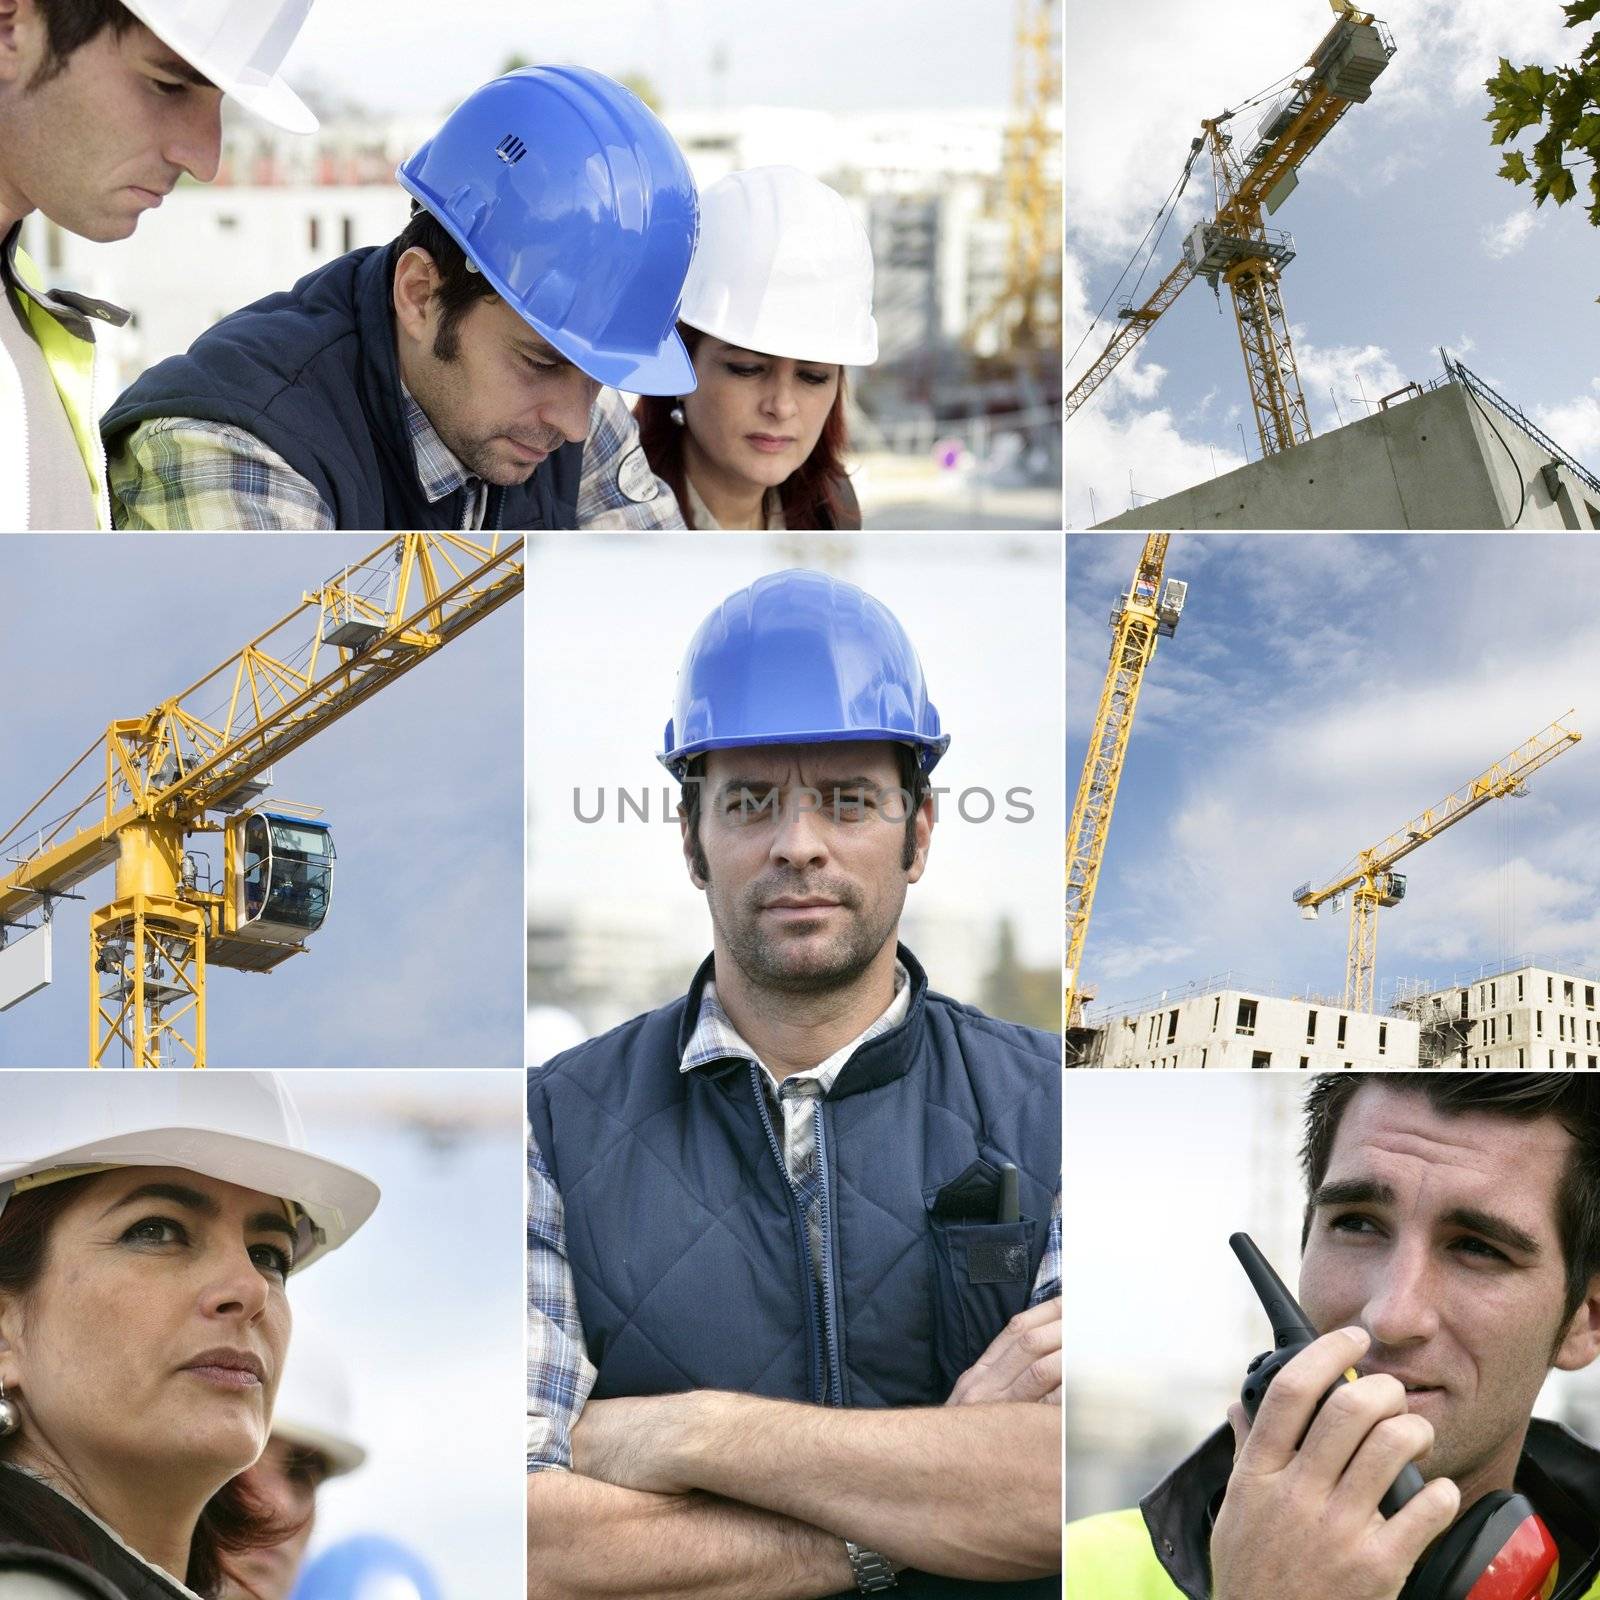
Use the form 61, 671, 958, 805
1236, 999, 1257, 1036
1378, 1023, 1387, 1055
1336, 1014, 1348, 1049
1517, 974, 1525, 1001
1298, 1055, 1309, 1069
1306, 1010, 1317, 1044
1212, 997, 1221, 1031
1166, 1008, 1179, 1044
1251, 1051, 1271, 1069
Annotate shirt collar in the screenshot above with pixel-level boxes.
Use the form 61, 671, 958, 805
680, 962, 912, 1098
401, 380, 479, 505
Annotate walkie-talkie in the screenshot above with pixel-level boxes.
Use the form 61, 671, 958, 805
1231, 1231, 1423, 1516
1230, 1232, 1560, 1600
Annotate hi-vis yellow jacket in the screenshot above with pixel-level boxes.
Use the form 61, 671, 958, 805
1067, 1419, 1600, 1600
2, 229, 128, 530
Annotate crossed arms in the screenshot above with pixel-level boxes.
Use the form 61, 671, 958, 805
525, 1299, 1062, 1600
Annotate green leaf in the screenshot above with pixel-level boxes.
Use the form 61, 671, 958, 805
1499, 150, 1533, 184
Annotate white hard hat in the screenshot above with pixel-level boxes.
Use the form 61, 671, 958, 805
116, 0, 319, 134
0, 1071, 377, 1273
271, 1332, 366, 1476
680, 167, 879, 367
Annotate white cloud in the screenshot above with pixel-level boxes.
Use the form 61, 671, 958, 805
1065, 395, 1247, 527
1481, 209, 1539, 259
1290, 334, 1411, 433
1534, 381, 1600, 467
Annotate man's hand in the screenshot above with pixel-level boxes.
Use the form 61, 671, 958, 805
947, 1297, 1062, 1406
1210, 1326, 1461, 1600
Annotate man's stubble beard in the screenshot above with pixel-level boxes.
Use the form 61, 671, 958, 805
712, 875, 905, 996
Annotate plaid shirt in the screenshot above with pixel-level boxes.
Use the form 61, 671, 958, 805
527, 972, 1064, 1473
109, 384, 685, 530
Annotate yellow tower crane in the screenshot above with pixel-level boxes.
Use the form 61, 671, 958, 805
0, 532, 523, 1068
1065, 1, 1395, 457
1292, 713, 1582, 1014
973, 0, 1063, 358
1065, 534, 1187, 1032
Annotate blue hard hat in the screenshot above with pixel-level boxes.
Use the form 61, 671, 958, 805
290, 1536, 442, 1600
397, 67, 699, 396
660, 569, 950, 777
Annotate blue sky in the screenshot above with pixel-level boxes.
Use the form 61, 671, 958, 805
1065, 0, 1600, 527
0, 538, 522, 1068
1068, 533, 1600, 1015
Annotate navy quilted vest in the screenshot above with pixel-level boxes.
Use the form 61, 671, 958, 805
528, 946, 1061, 1597
102, 243, 582, 530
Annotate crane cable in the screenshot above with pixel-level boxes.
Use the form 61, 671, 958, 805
1063, 53, 1312, 380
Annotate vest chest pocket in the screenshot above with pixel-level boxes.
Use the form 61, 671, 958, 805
924, 1211, 1038, 1395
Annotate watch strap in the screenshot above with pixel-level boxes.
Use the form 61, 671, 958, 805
844, 1540, 899, 1592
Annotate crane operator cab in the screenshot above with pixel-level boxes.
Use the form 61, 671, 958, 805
210, 811, 335, 972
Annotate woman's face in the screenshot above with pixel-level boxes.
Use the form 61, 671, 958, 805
0, 1167, 293, 1488
682, 340, 841, 493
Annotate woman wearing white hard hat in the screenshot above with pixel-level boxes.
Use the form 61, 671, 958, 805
636, 166, 877, 530
0, 1072, 378, 1600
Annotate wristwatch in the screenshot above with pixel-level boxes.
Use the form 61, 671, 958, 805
844, 1540, 899, 1592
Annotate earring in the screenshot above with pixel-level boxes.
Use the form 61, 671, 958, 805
669, 401, 685, 426
0, 1380, 20, 1440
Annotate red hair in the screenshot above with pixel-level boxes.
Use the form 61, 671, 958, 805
0, 1177, 307, 1599
635, 324, 853, 530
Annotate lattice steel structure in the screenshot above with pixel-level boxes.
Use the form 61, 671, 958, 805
0, 533, 523, 1067
1065, 534, 1187, 1026
1292, 714, 1582, 1013
1065, 4, 1394, 458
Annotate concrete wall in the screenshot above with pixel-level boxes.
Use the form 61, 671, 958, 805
1089, 989, 1419, 1069
1406, 965, 1600, 1069
1095, 382, 1600, 531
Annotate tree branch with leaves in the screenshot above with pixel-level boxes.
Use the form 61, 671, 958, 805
1485, 0, 1600, 231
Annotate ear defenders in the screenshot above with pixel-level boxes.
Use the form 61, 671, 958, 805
1231, 1233, 1559, 1600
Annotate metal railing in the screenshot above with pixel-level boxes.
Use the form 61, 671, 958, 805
1442, 350, 1600, 499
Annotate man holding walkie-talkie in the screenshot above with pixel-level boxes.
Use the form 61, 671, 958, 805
1067, 1074, 1600, 1600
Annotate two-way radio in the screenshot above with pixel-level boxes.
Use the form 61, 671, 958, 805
1231, 1232, 1560, 1600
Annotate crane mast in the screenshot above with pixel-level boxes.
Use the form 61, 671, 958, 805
0, 532, 523, 1067
1065, 534, 1187, 1028
1064, 3, 1395, 457
1292, 714, 1582, 1013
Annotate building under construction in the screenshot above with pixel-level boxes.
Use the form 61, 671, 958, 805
1394, 961, 1600, 1071
1096, 357, 1600, 531
1086, 978, 1419, 1069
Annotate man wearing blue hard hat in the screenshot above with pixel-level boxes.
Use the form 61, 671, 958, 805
527, 570, 1063, 1597
100, 66, 699, 530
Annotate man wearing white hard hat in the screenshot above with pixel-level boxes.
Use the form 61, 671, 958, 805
632, 165, 879, 531
0, 0, 319, 530
221, 1335, 366, 1600
0, 1071, 378, 1600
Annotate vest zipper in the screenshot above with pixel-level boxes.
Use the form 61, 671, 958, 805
748, 1060, 829, 1406
812, 1098, 846, 1406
